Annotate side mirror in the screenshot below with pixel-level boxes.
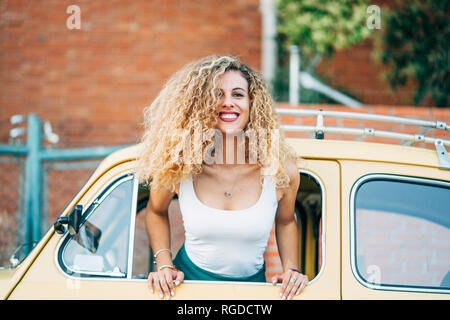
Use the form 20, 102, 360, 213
54, 205, 82, 235
53, 204, 102, 253
74, 221, 102, 253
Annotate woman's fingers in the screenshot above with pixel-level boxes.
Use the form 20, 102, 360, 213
148, 269, 184, 299
279, 272, 291, 300
296, 274, 308, 296
158, 270, 173, 299
271, 274, 283, 285
153, 274, 164, 299
153, 269, 309, 300
147, 273, 154, 293
147, 271, 168, 299
174, 270, 184, 286
278, 271, 308, 300
284, 273, 307, 300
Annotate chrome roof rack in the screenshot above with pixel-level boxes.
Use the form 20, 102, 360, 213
276, 108, 450, 170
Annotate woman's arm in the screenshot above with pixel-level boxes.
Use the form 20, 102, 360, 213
272, 160, 308, 300
146, 187, 174, 266
146, 186, 184, 299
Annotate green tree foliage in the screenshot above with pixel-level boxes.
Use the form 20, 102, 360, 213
276, 0, 372, 56
274, 0, 372, 103
377, 0, 449, 107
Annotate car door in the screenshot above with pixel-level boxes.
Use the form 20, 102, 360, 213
8, 161, 140, 299
9, 159, 341, 299
340, 159, 450, 299
127, 158, 341, 300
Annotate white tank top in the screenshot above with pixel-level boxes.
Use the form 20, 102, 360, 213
178, 174, 278, 277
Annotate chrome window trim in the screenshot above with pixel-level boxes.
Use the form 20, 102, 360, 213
55, 171, 138, 280
297, 169, 326, 285
126, 173, 139, 279
55, 169, 326, 285
349, 173, 450, 294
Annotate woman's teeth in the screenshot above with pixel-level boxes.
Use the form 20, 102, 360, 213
220, 113, 238, 119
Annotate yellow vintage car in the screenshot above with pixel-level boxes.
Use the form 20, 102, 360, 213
1, 109, 449, 300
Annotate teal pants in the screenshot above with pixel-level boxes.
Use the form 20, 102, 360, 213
173, 243, 266, 283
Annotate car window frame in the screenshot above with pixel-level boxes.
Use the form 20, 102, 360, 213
296, 169, 326, 285
349, 173, 450, 294
162, 169, 327, 287
55, 171, 139, 280
55, 168, 327, 286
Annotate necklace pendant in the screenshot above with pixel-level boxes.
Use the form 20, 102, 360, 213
224, 191, 232, 198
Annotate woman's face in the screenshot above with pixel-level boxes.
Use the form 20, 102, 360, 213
215, 70, 250, 134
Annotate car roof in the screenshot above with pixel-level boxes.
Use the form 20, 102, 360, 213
99, 138, 441, 173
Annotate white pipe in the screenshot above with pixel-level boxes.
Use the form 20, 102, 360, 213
289, 46, 300, 105
260, 0, 277, 86
299, 72, 362, 108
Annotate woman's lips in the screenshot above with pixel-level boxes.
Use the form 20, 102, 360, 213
218, 112, 240, 122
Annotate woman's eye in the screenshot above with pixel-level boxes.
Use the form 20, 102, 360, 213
233, 92, 244, 97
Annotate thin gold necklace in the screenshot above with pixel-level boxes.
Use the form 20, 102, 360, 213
224, 165, 244, 198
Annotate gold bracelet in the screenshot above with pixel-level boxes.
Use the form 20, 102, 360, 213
153, 248, 172, 260
158, 264, 177, 272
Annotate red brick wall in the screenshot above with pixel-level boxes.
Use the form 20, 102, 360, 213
0, 0, 261, 148
315, 38, 433, 106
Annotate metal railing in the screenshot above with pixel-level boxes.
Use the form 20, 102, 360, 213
0, 114, 130, 248
276, 108, 450, 170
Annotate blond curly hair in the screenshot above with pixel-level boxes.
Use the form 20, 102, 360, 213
136, 55, 300, 192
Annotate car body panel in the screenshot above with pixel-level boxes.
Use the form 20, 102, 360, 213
340, 160, 450, 299
8, 158, 341, 300
2, 138, 449, 299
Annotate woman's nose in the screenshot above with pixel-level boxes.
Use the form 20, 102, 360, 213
221, 93, 233, 107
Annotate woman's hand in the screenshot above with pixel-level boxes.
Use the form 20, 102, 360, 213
148, 267, 184, 299
271, 269, 308, 300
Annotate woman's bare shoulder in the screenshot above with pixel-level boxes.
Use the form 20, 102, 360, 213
285, 158, 300, 183
148, 184, 178, 213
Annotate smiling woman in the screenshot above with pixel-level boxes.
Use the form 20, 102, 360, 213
135, 55, 307, 300
215, 70, 250, 132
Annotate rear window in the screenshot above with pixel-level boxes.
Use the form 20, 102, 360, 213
351, 175, 450, 293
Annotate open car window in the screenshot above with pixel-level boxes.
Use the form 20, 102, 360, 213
55, 169, 325, 283
132, 170, 325, 283
57, 173, 138, 278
